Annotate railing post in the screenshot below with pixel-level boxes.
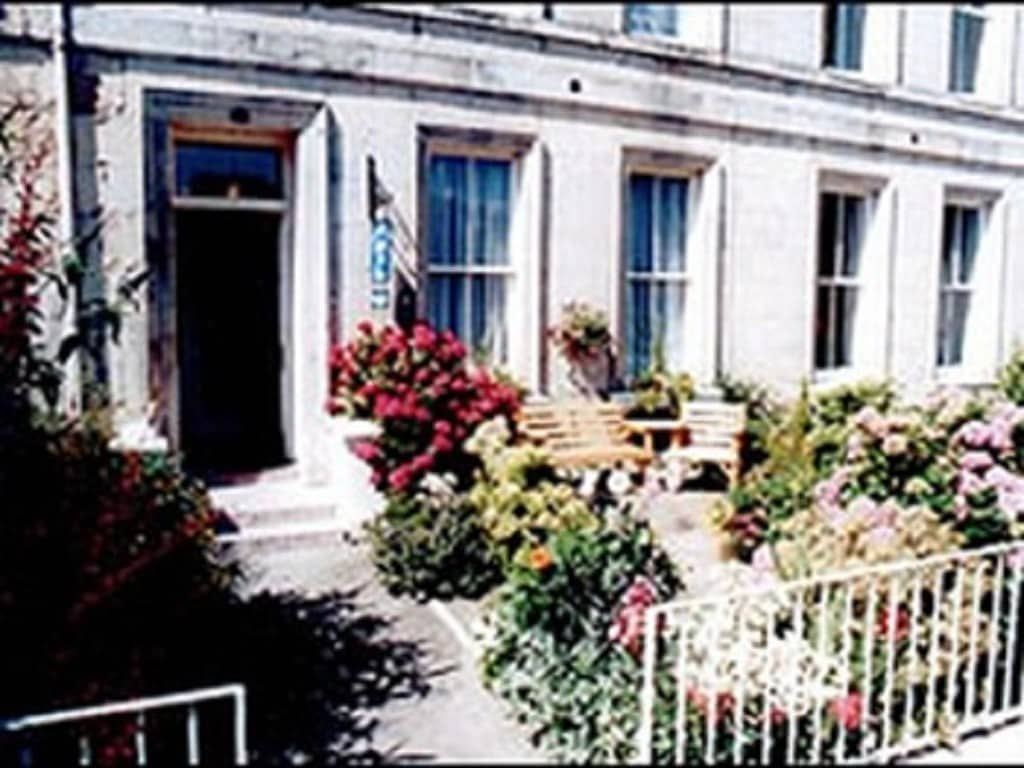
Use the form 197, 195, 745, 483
635, 608, 658, 765
234, 687, 248, 766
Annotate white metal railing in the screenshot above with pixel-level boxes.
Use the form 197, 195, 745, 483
635, 540, 1024, 764
1, 684, 247, 766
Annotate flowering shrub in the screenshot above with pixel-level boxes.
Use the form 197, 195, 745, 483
547, 300, 613, 365
328, 320, 522, 495
465, 416, 596, 569
0, 411, 236, 722
479, 513, 680, 763
365, 472, 502, 601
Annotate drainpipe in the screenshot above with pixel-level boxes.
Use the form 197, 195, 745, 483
52, 0, 80, 416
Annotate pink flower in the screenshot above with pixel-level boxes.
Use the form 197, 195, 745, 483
830, 692, 864, 730
608, 576, 659, 656
881, 434, 908, 456
352, 440, 380, 463
847, 496, 878, 525
1007, 547, 1024, 570
960, 451, 995, 472
388, 464, 414, 492
752, 544, 776, 578
868, 499, 900, 529
955, 420, 991, 450
958, 470, 989, 497
866, 525, 896, 548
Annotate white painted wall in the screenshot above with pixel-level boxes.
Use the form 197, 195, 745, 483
8, 2, 1024, 486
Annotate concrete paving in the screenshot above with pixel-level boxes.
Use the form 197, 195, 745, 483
233, 534, 544, 764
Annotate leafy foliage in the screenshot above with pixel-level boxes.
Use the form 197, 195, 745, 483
479, 515, 681, 763
465, 416, 597, 569
548, 300, 613, 365
998, 342, 1024, 406
365, 473, 502, 602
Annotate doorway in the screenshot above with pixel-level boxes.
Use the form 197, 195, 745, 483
171, 137, 291, 476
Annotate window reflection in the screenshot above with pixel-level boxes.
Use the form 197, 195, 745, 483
175, 141, 283, 200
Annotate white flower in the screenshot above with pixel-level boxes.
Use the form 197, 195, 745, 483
579, 469, 600, 498
607, 470, 632, 497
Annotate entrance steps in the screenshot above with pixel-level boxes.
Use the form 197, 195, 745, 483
209, 481, 371, 553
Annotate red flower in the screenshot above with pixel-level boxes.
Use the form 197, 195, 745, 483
830, 692, 864, 730
876, 604, 911, 643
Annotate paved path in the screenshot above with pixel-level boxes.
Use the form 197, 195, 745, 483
234, 534, 543, 764
231, 492, 1023, 765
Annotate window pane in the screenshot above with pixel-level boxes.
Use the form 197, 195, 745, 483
628, 175, 654, 272
470, 158, 511, 266
175, 142, 282, 199
654, 281, 686, 371
656, 177, 688, 273
626, 279, 652, 378
428, 155, 468, 266
841, 195, 864, 277
834, 285, 857, 367
825, 3, 866, 70
623, 3, 678, 36
818, 193, 838, 277
941, 205, 956, 286
937, 290, 970, 366
959, 207, 980, 283
950, 9, 985, 92
427, 274, 508, 364
815, 285, 833, 369
815, 285, 858, 369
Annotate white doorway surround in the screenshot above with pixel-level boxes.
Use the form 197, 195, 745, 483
140, 89, 368, 526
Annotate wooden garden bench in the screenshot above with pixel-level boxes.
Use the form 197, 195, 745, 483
517, 399, 654, 471
664, 401, 746, 488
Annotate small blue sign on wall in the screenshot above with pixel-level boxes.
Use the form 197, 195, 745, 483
370, 286, 390, 310
370, 218, 393, 286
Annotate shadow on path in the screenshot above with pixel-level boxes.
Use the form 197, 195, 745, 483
215, 586, 444, 764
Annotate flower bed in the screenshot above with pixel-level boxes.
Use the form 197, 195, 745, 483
478, 512, 681, 763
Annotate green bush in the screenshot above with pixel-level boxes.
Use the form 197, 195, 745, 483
716, 374, 785, 474
999, 343, 1024, 406
479, 514, 680, 763
366, 473, 502, 602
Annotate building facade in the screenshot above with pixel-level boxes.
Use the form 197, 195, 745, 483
3, 3, 1024, 491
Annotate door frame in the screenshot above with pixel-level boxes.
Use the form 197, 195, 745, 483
143, 89, 336, 485
167, 125, 294, 469
144, 92, 317, 466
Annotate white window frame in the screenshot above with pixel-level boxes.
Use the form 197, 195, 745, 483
423, 146, 517, 367
936, 204, 982, 369
814, 191, 867, 372
419, 132, 541, 388
810, 170, 892, 388
621, 165, 702, 381
933, 187, 1004, 386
